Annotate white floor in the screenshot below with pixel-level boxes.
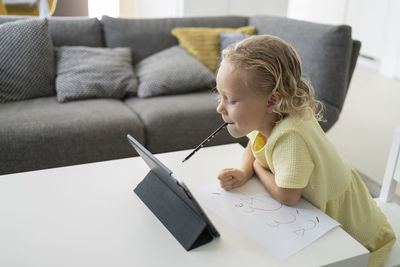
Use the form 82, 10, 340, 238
326, 62, 400, 196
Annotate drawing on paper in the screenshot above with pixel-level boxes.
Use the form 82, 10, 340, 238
293, 219, 317, 236
233, 194, 282, 212
211, 188, 320, 237
195, 179, 340, 259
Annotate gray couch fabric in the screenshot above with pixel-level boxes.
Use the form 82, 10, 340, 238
102, 15, 249, 64
125, 92, 246, 153
0, 15, 360, 175
0, 16, 104, 48
0, 97, 144, 174
48, 17, 104, 47
0, 19, 55, 103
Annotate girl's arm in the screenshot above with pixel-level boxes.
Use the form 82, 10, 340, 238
218, 141, 254, 190
240, 141, 255, 178
253, 160, 302, 206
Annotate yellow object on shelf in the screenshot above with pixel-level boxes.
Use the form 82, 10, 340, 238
0, 0, 57, 16
0, 0, 7, 15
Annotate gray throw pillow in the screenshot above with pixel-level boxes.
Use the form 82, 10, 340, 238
135, 45, 216, 98
55, 46, 137, 103
220, 32, 250, 51
0, 19, 55, 103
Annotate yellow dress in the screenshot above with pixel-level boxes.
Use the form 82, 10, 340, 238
247, 113, 395, 267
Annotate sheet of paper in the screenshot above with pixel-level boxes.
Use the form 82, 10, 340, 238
195, 178, 340, 259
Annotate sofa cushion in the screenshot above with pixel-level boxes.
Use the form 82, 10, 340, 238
135, 46, 215, 98
48, 17, 104, 47
171, 26, 255, 72
0, 97, 145, 174
249, 15, 353, 131
101, 15, 249, 64
55, 46, 137, 102
220, 32, 250, 50
0, 15, 24, 24
125, 92, 247, 153
0, 15, 104, 47
0, 19, 55, 103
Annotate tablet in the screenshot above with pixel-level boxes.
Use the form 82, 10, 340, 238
127, 134, 220, 238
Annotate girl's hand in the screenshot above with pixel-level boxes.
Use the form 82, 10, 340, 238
217, 168, 250, 191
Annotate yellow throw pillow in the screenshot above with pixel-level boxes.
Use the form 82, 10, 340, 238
171, 26, 255, 73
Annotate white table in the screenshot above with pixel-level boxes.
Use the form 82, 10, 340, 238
0, 144, 369, 267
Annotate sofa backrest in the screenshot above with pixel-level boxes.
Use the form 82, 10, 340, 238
0, 14, 359, 132
101, 15, 249, 64
47, 17, 103, 47
250, 15, 360, 131
0, 15, 103, 47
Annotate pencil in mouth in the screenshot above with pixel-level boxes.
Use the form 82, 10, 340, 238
182, 122, 228, 163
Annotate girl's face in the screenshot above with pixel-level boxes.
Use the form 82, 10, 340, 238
216, 60, 278, 138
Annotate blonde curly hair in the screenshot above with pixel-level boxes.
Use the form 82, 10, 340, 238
221, 35, 324, 121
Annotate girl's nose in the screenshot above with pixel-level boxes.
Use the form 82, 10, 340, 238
216, 101, 225, 114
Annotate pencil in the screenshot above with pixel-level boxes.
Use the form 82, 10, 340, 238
182, 122, 228, 163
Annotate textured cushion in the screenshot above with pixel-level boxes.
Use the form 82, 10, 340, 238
55, 46, 137, 103
124, 92, 247, 153
171, 26, 255, 72
135, 46, 215, 98
101, 15, 249, 64
0, 15, 22, 25
0, 16, 104, 47
220, 32, 250, 50
250, 15, 353, 131
0, 19, 55, 103
0, 96, 145, 175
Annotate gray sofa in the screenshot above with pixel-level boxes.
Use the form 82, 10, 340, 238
0, 15, 360, 175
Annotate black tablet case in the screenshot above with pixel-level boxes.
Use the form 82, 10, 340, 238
134, 170, 214, 251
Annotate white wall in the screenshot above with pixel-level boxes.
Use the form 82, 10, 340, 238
131, 0, 180, 18
119, 0, 134, 18
287, 0, 400, 79
379, 0, 400, 79
288, 0, 388, 60
131, 0, 288, 18
287, 0, 348, 25
345, 0, 388, 60
88, 0, 119, 18
326, 65, 400, 189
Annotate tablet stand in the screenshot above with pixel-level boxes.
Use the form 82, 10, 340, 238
134, 170, 214, 251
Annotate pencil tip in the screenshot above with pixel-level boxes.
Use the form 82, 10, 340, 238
182, 159, 186, 163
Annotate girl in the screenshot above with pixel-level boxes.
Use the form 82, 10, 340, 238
216, 35, 395, 267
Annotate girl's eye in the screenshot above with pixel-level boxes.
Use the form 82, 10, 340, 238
220, 96, 236, 105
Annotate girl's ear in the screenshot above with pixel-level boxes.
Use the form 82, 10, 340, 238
266, 91, 282, 112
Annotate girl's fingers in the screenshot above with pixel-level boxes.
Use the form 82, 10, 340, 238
218, 171, 234, 180
220, 177, 236, 189
218, 175, 234, 181
218, 168, 238, 180
220, 182, 233, 191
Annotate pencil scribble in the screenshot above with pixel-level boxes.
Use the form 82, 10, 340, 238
293, 219, 317, 236
211, 190, 320, 237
